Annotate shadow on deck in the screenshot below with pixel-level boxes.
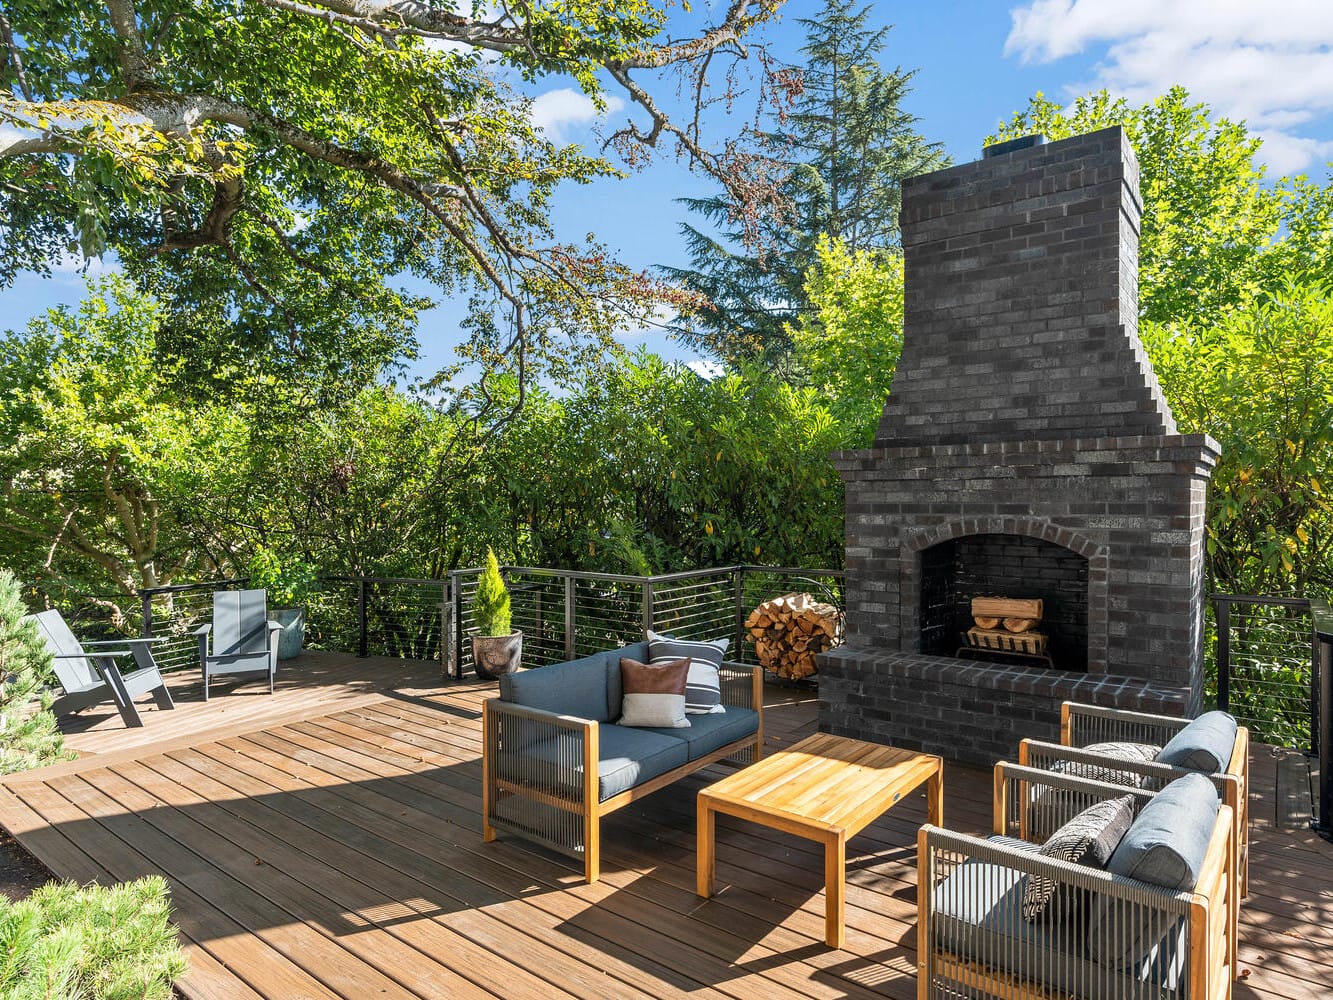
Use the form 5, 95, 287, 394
0, 651, 1329, 999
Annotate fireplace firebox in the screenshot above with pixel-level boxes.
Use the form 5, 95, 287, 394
920, 534, 1088, 671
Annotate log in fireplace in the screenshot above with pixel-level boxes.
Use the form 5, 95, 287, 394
819, 128, 1219, 765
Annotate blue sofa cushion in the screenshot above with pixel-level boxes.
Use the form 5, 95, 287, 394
1155, 711, 1238, 773
500, 653, 612, 722
1090, 773, 1219, 970
931, 840, 1186, 997
629, 707, 759, 761
517, 723, 689, 802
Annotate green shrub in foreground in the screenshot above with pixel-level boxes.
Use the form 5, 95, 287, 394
0, 877, 187, 1000
0, 568, 75, 775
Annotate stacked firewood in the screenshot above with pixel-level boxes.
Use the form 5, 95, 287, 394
966, 597, 1047, 654
745, 593, 841, 680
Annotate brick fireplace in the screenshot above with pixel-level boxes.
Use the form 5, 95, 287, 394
818, 127, 1220, 766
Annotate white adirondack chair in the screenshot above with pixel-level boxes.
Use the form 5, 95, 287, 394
28, 609, 175, 728
194, 589, 281, 699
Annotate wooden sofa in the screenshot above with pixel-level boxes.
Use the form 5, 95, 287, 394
482, 641, 763, 882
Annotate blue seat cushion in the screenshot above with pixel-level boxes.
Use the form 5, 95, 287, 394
931, 839, 1186, 997
628, 707, 759, 760
500, 652, 614, 722
517, 723, 689, 802
1155, 711, 1238, 773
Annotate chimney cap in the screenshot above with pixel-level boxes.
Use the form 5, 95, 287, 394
983, 134, 1047, 158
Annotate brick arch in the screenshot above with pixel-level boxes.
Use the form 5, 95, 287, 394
905, 516, 1108, 566
899, 517, 1109, 674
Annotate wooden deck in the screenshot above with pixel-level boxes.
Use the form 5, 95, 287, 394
2, 652, 1331, 999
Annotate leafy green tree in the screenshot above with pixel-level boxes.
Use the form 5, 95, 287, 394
0, 0, 784, 402
665, 0, 944, 366
1144, 284, 1333, 595
989, 87, 1292, 325
489, 351, 846, 572
0, 569, 73, 775
0, 277, 249, 601
787, 235, 903, 444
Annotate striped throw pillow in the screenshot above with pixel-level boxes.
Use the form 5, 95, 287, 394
619, 657, 691, 729
646, 630, 728, 714
1022, 795, 1134, 922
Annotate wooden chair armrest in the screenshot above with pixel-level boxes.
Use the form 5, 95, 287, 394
1061, 700, 1190, 747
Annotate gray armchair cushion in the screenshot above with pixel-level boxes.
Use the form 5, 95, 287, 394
1154, 711, 1238, 772
932, 841, 1186, 997
1090, 772, 1219, 970
500, 653, 612, 722
515, 724, 689, 802
627, 706, 758, 760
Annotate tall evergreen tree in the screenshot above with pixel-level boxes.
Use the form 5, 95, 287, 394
663, 0, 947, 366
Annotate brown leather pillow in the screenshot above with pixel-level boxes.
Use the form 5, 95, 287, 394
618, 656, 691, 728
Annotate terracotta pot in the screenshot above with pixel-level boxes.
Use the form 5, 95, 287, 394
471, 631, 523, 680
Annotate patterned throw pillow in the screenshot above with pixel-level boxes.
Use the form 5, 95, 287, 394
619, 657, 692, 729
1022, 795, 1135, 922
646, 630, 728, 715
1051, 741, 1161, 788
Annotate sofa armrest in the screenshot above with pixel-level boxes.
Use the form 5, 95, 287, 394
482, 697, 601, 878
482, 699, 598, 811
1061, 700, 1191, 748
718, 662, 762, 711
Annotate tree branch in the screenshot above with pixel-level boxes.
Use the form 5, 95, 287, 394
0, 4, 31, 101
105, 0, 155, 91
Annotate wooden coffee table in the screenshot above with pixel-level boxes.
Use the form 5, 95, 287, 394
696, 732, 942, 948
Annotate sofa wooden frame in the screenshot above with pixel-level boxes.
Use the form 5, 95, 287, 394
482, 663, 764, 883
918, 762, 1236, 1000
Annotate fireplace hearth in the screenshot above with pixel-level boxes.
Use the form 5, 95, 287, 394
818, 128, 1219, 765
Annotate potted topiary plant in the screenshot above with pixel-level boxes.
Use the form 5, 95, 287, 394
471, 547, 522, 680
247, 545, 318, 660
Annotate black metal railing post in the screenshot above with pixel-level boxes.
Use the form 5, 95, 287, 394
733, 567, 746, 659
452, 571, 465, 680
563, 574, 575, 661
141, 590, 154, 639
439, 579, 452, 680
1216, 597, 1231, 713
356, 578, 369, 658
1313, 599, 1332, 840
642, 579, 654, 635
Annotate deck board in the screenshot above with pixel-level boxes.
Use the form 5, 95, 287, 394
2, 651, 1330, 999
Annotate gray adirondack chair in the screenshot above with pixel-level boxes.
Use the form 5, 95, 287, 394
28, 609, 175, 728
194, 589, 281, 699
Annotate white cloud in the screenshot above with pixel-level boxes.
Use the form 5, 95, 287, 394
1005, 1, 1333, 173
529, 88, 625, 140
614, 302, 674, 343
686, 359, 726, 381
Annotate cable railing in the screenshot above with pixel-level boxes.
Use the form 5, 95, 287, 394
130, 564, 844, 683
1209, 594, 1317, 751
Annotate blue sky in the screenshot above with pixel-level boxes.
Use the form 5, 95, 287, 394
4, 0, 1332, 378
